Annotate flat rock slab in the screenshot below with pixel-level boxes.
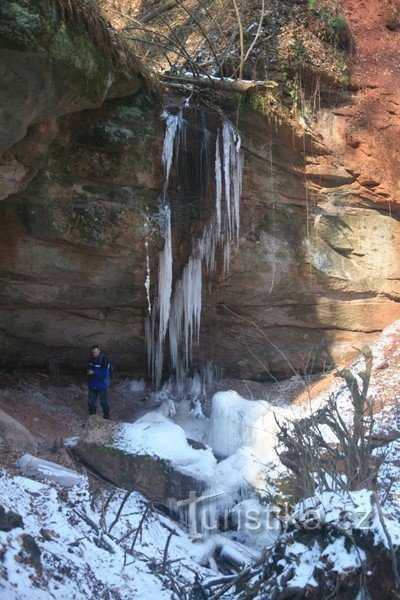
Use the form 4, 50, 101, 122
18, 454, 84, 488
75, 414, 217, 505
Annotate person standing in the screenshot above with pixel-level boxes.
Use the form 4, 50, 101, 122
86, 345, 111, 419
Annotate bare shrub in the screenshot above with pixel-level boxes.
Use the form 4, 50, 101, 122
275, 345, 385, 497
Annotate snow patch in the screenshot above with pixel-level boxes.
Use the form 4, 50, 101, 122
113, 413, 216, 481
207, 390, 293, 458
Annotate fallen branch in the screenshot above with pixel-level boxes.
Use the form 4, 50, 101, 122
130, 503, 152, 552
74, 509, 100, 533
162, 529, 175, 573
108, 489, 133, 533
162, 73, 278, 94
208, 565, 254, 600
94, 534, 115, 554
141, 0, 178, 23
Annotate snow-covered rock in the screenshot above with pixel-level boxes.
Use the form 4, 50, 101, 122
207, 390, 287, 458
75, 414, 217, 505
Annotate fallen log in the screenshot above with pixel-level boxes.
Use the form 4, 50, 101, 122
161, 73, 279, 94
141, 0, 178, 23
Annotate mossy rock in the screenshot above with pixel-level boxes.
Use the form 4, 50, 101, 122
0, 0, 143, 150
75, 416, 209, 504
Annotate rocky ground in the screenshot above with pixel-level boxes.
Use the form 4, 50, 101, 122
0, 368, 321, 469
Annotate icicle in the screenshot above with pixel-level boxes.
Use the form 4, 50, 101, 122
152, 205, 173, 386
232, 133, 243, 243
158, 206, 173, 344
161, 111, 180, 191
144, 211, 152, 316
222, 121, 232, 236
169, 279, 184, 381
144, 240, 151, 314
146, 108, 243, 390
215, 131, 222, 237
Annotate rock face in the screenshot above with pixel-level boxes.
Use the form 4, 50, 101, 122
198, 108, 400, 378
0, 408, 38, 454
1, 0, 400, 380
0, 0, 143, 151
195, 0, 400, 379
0, 92, 162, 373
75, 414, 216, 503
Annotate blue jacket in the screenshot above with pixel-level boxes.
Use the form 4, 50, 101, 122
87, 353, 110, 391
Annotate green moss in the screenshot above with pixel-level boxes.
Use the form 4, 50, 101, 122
0, 1, 53, 51
260, 205, 296, 235
0, 0, 140, 112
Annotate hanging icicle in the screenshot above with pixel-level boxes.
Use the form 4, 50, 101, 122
146, 104, 243, 389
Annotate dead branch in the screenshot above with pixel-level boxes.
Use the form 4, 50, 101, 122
174, 0, 225, 79
162, 529, 175, 573
108, 490, 133, 533
141, 0, 178, 23
230, 0, 245, 79
130, 502, 152, 552
94, 534, 115, 554
372, 492, 400, 587
74, 508, 100, 533
162, 73, 278, 94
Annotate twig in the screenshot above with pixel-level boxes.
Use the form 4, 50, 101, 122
230, 0, 244, 79
130, 503, 151, 552
174, 0, 225, 79
162, 529, 175, 573
372, 491, 400, 587
108, 489, 133, 533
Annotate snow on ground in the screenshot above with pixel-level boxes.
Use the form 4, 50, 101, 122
0, 472, 216, 599
243, 488, 400, 598
3, 321, 400, 597
291, 319, 400, 520
295, 319, 400, 420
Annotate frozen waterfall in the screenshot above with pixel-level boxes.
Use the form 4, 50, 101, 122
146, 104, 243, 389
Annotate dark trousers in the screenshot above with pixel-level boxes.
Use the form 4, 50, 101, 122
88, 389, 110, 419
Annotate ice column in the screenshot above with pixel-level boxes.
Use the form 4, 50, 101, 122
147, 107, 243, 389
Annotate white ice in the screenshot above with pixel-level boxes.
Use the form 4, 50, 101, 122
146, 108, 243, 389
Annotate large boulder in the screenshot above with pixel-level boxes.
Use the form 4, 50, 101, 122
74, 414, 217, 505
0, 408, 38, 454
